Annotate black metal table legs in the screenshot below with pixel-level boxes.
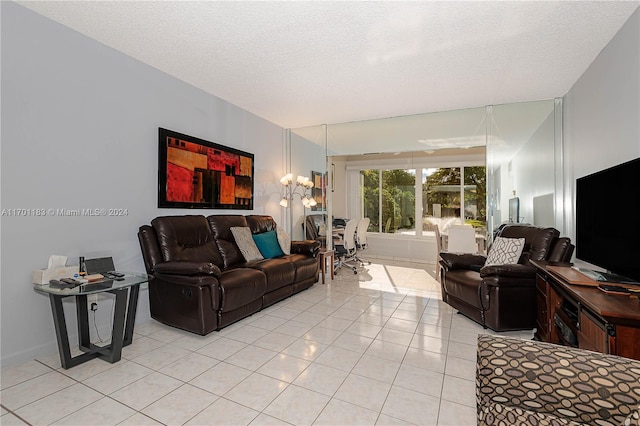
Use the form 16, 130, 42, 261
48, 284, 140, 369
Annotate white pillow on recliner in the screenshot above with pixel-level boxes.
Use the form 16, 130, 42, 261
484, 237, 525, 266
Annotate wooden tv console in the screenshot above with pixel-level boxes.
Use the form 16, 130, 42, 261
532, 260, 640, 361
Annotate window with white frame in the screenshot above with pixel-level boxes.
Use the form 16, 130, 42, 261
358, 164, 486, 237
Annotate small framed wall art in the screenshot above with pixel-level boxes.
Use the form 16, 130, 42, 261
311, 170, 326, 211
158, 128, 254, 209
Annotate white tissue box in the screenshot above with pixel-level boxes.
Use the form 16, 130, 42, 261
32, 266, 79, 285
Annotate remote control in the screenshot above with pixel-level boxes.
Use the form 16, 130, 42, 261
109, 271, 125, 278
598, 284, 631, 295
60, 278, 82, 286
49, 279, 75, 289
106, 275, 125, 281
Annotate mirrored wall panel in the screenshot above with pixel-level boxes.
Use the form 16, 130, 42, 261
486, 99, 561, 238
287, 99, 563, 260
287, 125, 327, 241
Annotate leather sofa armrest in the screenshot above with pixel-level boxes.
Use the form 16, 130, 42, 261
548, 237, 574, 263
440, 252, 486, 270
291, 240, 321, 257
153, 261, 222, 278
153, 272, 220, 288
480, 263, 536, 279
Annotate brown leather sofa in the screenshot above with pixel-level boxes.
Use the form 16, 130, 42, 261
138, 214, 320, 335
439, 224, 574, 331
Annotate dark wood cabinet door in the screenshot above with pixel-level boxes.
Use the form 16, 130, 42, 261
578, 309, 609, 354
535, 275, 548, 341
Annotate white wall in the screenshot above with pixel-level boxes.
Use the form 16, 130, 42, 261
331, 158, 348, 218
511, 111, 556, 225
289, 132, 326, 240
0, 3, 285, 366
563, 7, 640, 244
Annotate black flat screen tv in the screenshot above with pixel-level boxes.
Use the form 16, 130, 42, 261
576, 157, 640, 283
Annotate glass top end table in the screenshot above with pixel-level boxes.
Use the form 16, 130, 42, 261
34, 272, 149, 369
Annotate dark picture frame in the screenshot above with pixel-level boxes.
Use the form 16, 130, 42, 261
158, 128, 254, 209
508, 197, 519, 223
331, 163, 335, 192
311, 170, 326, 211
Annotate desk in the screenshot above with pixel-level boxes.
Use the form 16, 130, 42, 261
34, 273, 148, 369
318, 249, 335, 284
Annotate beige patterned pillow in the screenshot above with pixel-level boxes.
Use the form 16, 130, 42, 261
230, 227, 263, 261
276, 226, 291, 255
485, 237, 525, 266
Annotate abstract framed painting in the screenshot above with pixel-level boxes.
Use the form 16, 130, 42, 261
311, 170, 326, 211
158, 128, 254, 209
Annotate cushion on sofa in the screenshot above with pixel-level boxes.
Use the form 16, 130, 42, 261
151, 215, 224, 265
246, 214, 277, 234
248, 258, 296, 292
276, 226, 291, 255
484, 237, 525, 266
230, 227, 264, 262
218, 268, 267, 311
285, 253, 319, 282
497, 225, 559, 262
253, 230, 285, 258
207, 215, 249, 268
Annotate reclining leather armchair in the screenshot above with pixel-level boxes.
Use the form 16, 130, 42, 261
439, 224, 574, 331
305, 214, 327, 246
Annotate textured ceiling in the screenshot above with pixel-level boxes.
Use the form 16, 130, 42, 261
18, 1, 640, 129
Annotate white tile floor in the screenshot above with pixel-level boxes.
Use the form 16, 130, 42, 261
1, 258, 533, 425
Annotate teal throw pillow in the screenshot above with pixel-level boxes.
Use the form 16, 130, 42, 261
252, 230, 285, 259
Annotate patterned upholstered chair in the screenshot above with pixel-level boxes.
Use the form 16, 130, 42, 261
477, 334, 640, 425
